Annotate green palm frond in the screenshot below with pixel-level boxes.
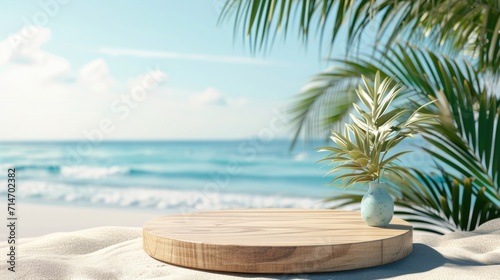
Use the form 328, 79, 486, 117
295, 43, 500, 204
290, 44, 480, 143
325, 169, 500, 234
289, 78, 357, 148
395, 169, 500, 233
219, 0, 500, 73
420, 88, 500, 205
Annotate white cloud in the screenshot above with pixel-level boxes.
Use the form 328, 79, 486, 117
108, 95, 285, 140
0, 27, 282, 140
78, 59, 114, 92
227, 97, 250, 106
0, 27, 70, 82
98, 47, 271, 65
126, 69, 167, 91
189, 88, 227, 106
0, 26, 51, 65
188, 88, 250, 107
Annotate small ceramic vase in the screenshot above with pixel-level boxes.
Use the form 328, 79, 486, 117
361, 182, 394, 227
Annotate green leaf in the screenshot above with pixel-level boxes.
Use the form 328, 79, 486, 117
376, 108, 408, 127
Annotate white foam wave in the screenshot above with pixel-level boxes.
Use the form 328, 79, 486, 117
17, 182, 326, 211
60, 166, 128, 178
293, 152, 308, 161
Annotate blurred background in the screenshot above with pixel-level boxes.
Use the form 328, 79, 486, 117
0, 1, 333, 213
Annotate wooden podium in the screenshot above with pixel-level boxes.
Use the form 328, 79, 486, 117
143, 209, 413, 273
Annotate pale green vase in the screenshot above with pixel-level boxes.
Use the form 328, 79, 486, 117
361, 182, 394, 227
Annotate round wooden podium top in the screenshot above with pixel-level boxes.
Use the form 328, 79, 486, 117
143, 209, 412, 273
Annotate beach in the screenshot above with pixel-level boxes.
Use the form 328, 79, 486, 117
1, 203, 499, 279
1, 0, 499, 278
1, 142, 498, 279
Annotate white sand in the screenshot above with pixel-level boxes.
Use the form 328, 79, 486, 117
1, 204, 499, 279
2, 203, 162, 238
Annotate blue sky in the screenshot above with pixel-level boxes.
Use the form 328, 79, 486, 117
0, 0, 327, 140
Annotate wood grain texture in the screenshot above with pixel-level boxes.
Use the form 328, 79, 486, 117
143, 209, 412, 273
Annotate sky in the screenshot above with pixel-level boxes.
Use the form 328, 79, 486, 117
0, 0, 328, 140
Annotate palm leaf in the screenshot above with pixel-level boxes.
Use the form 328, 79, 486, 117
296, 44, 500, 229
219, 0, 500, 73
289, 44, 465, 144
326, 169, 500, 234
291, 45, 499, 189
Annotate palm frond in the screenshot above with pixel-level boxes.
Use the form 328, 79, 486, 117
219, 0, 500, 73
420, 88, 500, 205
290, 44, 473, 144
298, 44, 500, 228
326, 169, 500, 234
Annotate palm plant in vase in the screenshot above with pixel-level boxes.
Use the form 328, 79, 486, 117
319, 72, 437, 227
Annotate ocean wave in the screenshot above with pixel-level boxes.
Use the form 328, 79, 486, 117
7, 163, 324, 183
293, 152, 309, 161
25, 164, 324, 183
12, 164, 60, 173
60, 166, 129, 178
127, 168, 322, 182
6, 164, 133, 178
12, 182, 326, 210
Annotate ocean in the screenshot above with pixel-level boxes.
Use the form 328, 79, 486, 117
1, 139, 432, 213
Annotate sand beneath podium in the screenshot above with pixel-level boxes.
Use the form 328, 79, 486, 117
1, 209, 499, 279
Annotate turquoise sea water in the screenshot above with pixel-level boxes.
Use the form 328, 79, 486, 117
0, 139, 432, 212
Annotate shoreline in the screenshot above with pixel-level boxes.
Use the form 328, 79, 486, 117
2, 203, 164, 238
1, 202, 440, 239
